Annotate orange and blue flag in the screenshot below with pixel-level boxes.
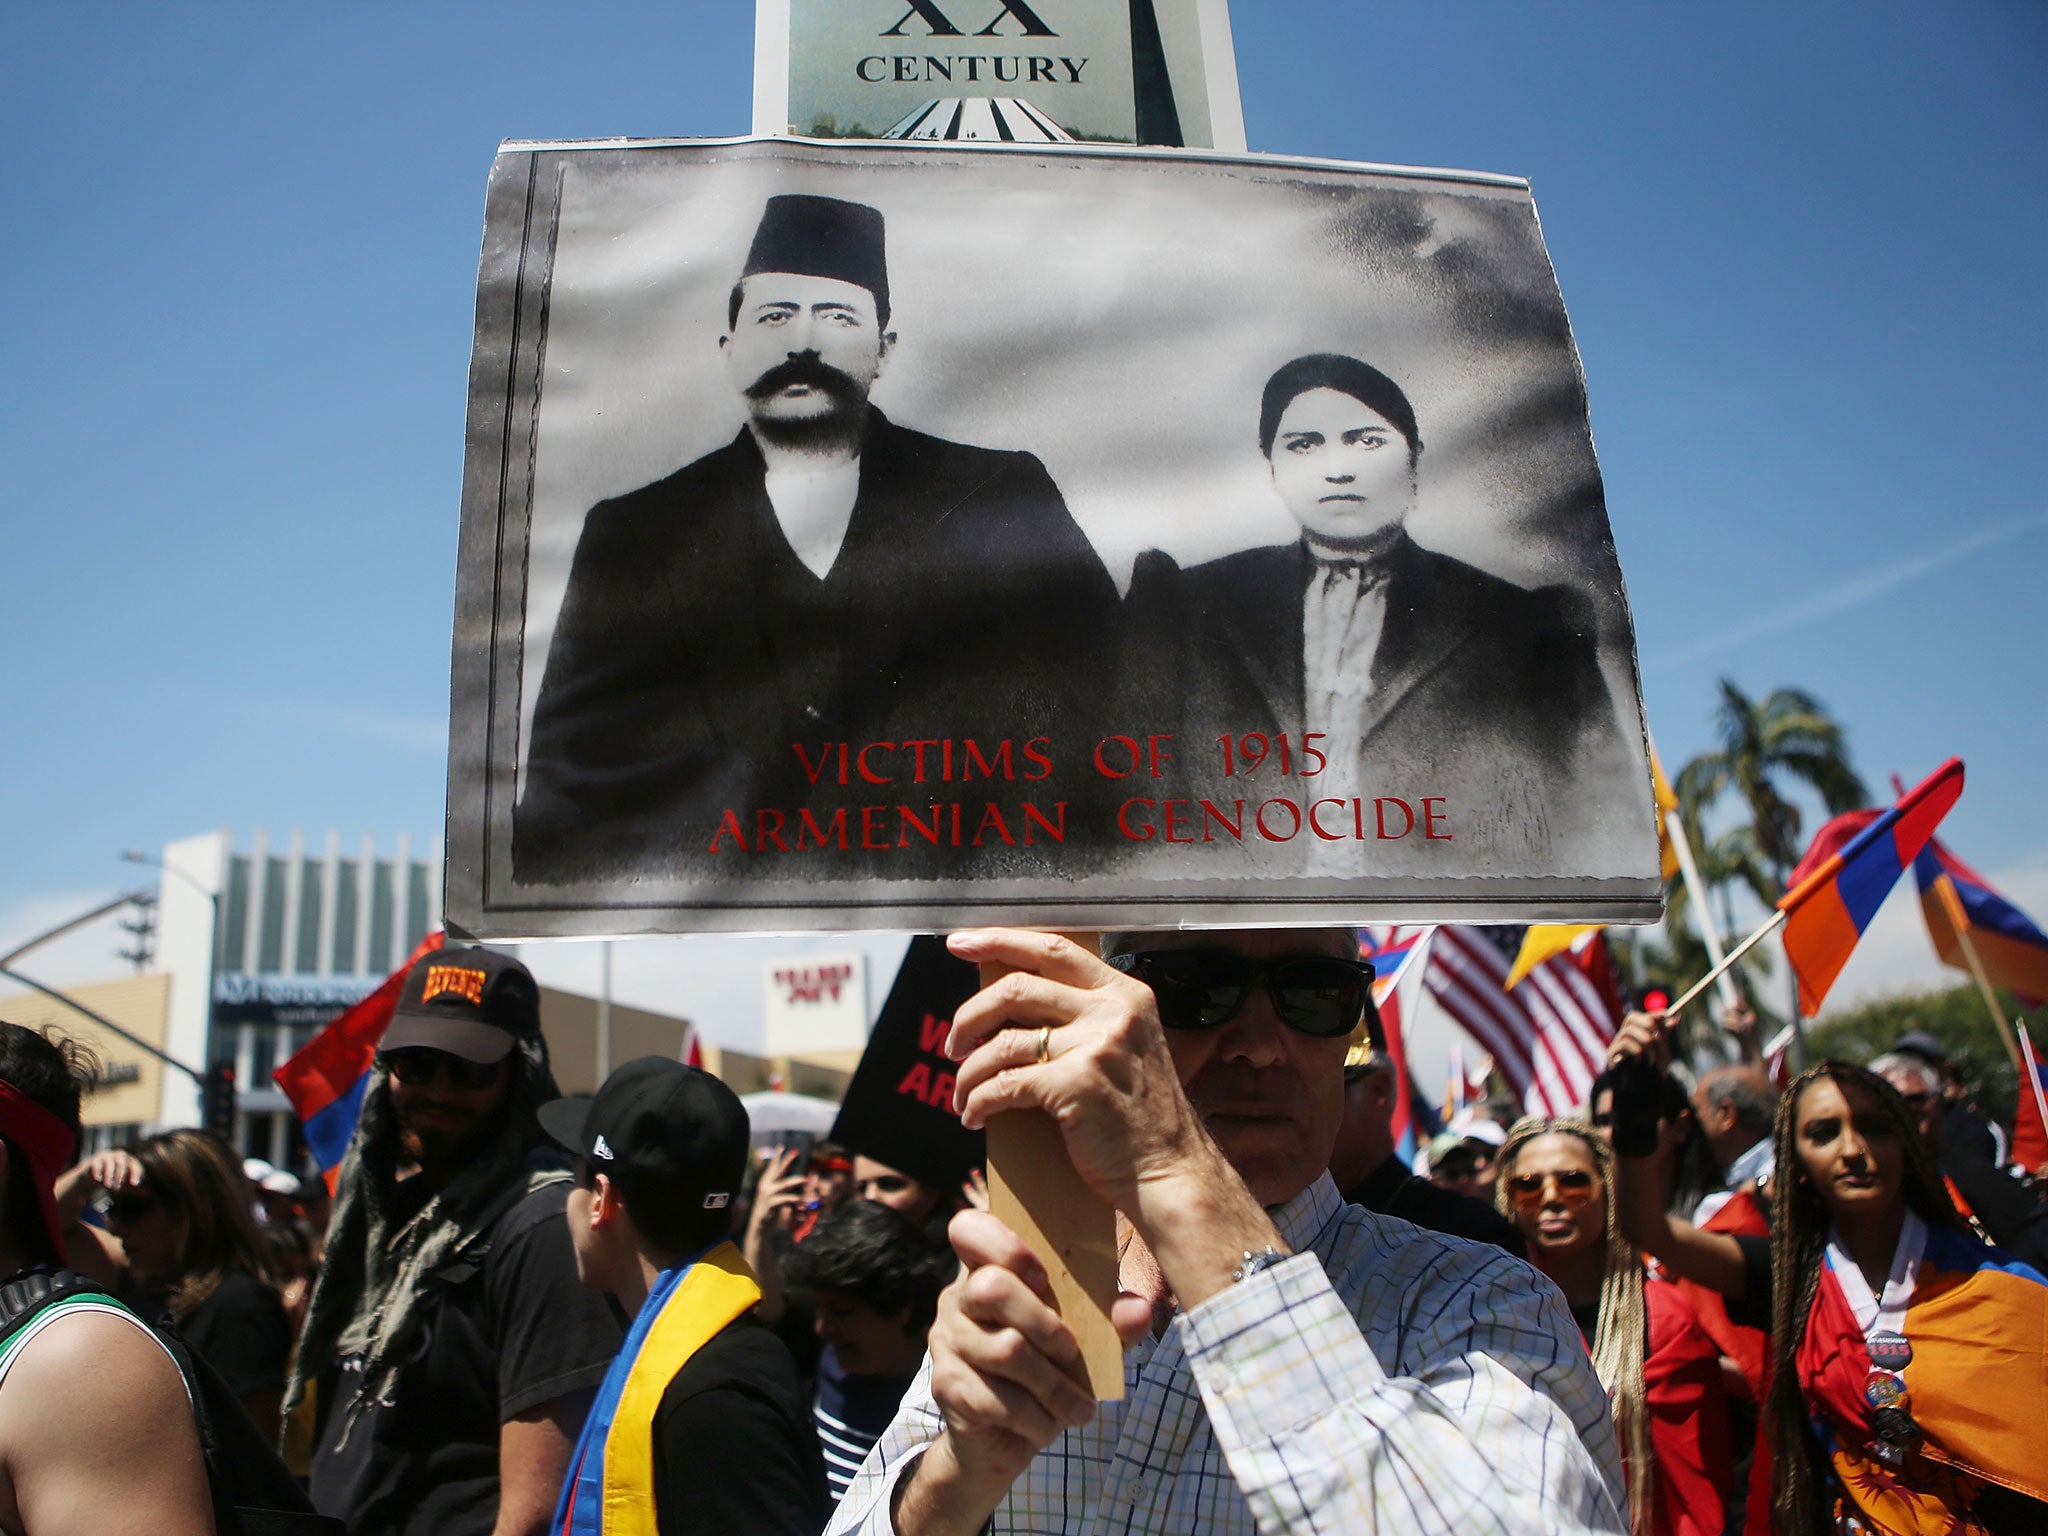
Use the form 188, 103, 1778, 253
272, 931, 442, 1189
1913, 839, 2048, 1008
1778, 759, 1964, 1015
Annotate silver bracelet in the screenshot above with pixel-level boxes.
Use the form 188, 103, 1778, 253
1231, 1246, 1287, 1284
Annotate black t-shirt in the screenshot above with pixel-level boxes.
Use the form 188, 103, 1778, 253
309, 1181, 624, 1536
1343, 1155, 1529, 1260
181, 1267, 291, 1402
651, 1314, 831, 1536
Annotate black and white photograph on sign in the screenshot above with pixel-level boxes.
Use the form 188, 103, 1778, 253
446, 137, 1659, 937
752, 0, 1245, 151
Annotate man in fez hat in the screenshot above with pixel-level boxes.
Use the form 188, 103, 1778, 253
517, 193, 1118, 883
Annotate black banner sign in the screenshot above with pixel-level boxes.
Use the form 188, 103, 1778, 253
829, 935, 983, 1189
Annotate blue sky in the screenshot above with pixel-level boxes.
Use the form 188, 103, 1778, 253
4, 2, 2043, 1038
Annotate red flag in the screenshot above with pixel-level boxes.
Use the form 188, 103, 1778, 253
2015, 1026, 2048, 1176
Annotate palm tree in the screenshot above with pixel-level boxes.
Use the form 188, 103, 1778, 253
1676, 679, 1868, 895
1677, 680, 1867, 1050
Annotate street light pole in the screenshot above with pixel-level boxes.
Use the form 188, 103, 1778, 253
122, 848, 230, 1137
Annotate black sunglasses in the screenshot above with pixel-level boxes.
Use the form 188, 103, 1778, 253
380, 1049, 505, 1091
1109, 949, 1376, 1039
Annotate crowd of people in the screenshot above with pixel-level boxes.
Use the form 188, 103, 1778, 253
2, 930, 2045, 1535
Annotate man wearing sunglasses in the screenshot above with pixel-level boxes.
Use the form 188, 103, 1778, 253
828, 928, 1624, 1536
290, 947, 623, 1536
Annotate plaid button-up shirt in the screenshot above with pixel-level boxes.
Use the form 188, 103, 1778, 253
826, 1173, 1625, 1536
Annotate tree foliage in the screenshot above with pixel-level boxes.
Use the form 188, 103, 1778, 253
1807, 982, 2028, 1126
1677, 679, 1870, 888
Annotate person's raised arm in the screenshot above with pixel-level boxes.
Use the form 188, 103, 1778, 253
743, 1147, 804, 1323
1607, 1012, 1750, 1297
1719, 998, 1764, 1069
0, 1310, 213, 1536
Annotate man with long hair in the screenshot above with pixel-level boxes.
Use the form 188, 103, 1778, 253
289, 948, 623, 1536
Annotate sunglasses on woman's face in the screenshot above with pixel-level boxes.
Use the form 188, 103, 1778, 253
1108, 949, 1375, 1039
1505, 1169, 1599, 1210
380, 1049, 505, 1091
104, 1191, 158, 1224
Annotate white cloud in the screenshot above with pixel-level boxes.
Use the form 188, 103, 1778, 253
278, 702, 449, 754
1646, 509, 2048, 671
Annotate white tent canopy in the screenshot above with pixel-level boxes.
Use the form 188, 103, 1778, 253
738, 1089, 840, 1142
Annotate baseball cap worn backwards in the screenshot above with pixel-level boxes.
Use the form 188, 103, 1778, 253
380, 946, 541, 1065
538, 1057, 749, 1215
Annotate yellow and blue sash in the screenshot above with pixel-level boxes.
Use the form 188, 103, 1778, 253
552, 1241, 761, 1536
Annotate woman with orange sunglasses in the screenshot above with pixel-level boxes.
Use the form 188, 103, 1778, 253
1497, 1117, 1732, 1536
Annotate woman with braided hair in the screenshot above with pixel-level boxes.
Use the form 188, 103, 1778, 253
1496, 1117, 1731, 1536
1608, 1012, 2048, 1534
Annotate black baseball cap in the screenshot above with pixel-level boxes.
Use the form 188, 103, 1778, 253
381, 946, 542, 1064
538, 1057, 749, 1216
1893, 1031, 1949, 1067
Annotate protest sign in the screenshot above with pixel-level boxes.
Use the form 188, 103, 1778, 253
445, 136, 1660, 940
753, 0, 1245, 151
827, 934, 983, 1190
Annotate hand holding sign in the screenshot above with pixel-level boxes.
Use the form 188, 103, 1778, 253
943, 929, 1285, 1315
945, 930, 1215, 1216
901, 1210, 1152, 1534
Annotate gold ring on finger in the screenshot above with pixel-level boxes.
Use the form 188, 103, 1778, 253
1035, 1024, 1052, 1065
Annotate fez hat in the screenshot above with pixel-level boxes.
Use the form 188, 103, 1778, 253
742, 194, 890, 320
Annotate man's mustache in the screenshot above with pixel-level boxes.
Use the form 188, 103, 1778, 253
744, 352, 865, 404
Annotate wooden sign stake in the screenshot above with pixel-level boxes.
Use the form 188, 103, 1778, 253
979, 934, 1124, 1401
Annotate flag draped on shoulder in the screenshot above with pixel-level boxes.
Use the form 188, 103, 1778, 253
1778, 759, 1963, 1015
553, 1242, 761, 1536
1914, 838, 2048, 1007
272, 931, 443, 1190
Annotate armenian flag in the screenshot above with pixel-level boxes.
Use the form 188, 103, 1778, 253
1800, 1217, 2048, 1523
1778, 759, 1963, 1016
1913, 839, 2048, 1008
273, 931, 442, 1189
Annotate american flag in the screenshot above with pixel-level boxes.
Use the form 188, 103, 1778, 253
1373, 924, 1624, 1118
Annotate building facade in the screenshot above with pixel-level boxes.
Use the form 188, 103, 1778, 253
153, 827, 441, 1162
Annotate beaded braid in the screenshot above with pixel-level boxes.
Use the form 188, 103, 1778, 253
1499, 1116, 1654, 1535
1765, 1061, 1966, 1533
